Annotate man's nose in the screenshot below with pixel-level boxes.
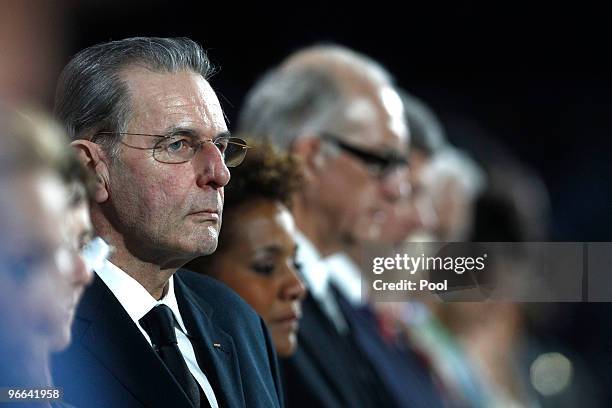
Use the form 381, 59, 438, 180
380, 166, 410, 203
194, 141, 231, 189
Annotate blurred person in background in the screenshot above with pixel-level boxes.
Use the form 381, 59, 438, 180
363, 90, 444, 247
381, 104, 598, 406
0, 108, 97, 406
437, 142, 601, 407
434, 159, 548, 407
185, 140, 307, 358
239, 45, 444, 408
352, 90, 485, 267
339, 91, 494, 407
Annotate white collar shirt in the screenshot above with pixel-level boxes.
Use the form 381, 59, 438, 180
95, 258, 219, 408
294, 231, 348, 334
325, 252, 365, 307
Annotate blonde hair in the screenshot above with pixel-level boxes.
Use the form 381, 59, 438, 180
0, 107, 93, 204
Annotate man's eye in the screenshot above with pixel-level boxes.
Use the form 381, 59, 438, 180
213, 137, 229, 154
167, 139, 188, 152
366, 163, 385, 176
250, 262, 275, 276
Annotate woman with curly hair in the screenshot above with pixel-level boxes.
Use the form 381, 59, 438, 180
185, 140, 306, 357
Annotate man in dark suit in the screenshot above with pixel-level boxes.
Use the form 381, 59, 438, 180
238, 45, 444, 407
51, 37, 282, 408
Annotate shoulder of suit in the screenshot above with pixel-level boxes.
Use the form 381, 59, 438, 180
176, 269, 260, 322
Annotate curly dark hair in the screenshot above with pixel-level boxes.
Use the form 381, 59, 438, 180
184, 138, 302, 274
223, 138, 302, 210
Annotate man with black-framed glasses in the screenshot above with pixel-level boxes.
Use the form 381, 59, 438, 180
320, 132, 409, 180
51, 37, 283, 408
239, 45, 444, 408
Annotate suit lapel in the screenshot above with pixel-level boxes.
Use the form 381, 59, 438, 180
296, 296, 362, 406
174, 273, 244, 408
76, 275, 194, 408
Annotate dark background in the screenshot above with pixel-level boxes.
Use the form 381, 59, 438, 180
61, 0, 611, 242
45, 0, 611, 403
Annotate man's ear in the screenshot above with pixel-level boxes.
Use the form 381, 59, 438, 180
70, 139, 110, 204
291, 136, 325, 179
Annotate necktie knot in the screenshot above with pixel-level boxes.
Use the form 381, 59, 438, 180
139, 304, 178, 348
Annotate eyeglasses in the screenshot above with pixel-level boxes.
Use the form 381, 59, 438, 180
321, 132, 408, 178
94, 131, 250, 167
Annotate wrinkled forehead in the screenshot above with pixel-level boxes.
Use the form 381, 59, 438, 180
336, 83, 408, 152
121, 67, 227, 136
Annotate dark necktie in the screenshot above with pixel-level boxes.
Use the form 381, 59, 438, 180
139, 304, 202, 408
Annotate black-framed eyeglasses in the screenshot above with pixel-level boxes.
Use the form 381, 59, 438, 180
94, 131, 250, 167
320, 132, 408, 178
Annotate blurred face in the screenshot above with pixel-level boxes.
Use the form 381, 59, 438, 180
50, 198, 95, 351
314, 84, 409, 244
419, 155, 476, 242
377, 148, 439, 244
213, 200, 306, 357
0, 171, 89, 351
106, 68, 230, 266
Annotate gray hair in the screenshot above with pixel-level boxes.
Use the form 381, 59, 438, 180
54, 37, 213, 158
237, 44, 394, 150
400, 90, 446, 156
237, 67, 342, 150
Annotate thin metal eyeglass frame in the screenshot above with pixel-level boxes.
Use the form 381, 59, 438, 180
93, 131, 250, 166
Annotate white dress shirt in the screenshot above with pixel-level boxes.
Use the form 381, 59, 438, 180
95, 258, 219, 408
294, 231, 348, 334
325, 252, 365, 307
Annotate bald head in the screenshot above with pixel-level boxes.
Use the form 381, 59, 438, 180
238, 44, 407, 151
239, 45, 410, 250
281, 45, 392, 85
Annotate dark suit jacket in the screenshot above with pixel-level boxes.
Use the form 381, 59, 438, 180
281, 295, 396, 408
332, 286, 445, 408
51, 270, 283, 408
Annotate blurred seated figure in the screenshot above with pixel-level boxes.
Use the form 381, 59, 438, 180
185, 140, 307, 357
363, 90, 485, 251
239, 45, 445, 408
438, 156, 600, 407
355, 93, 493, 407
0, 108, 99, 403
370, 90, 444, 246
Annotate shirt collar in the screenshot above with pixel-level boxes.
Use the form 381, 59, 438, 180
325, 252, 364, 306
294, 230, 331, 300
94, 257, 188, 334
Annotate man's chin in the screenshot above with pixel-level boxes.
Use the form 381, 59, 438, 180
184, 227, 219, 252
350, 223, 384, 243
172, 243, 218, 268
193, 242, 218, 258
152, 233, 218, 264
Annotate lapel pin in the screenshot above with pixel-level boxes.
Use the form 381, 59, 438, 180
213, 343, 221, 348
